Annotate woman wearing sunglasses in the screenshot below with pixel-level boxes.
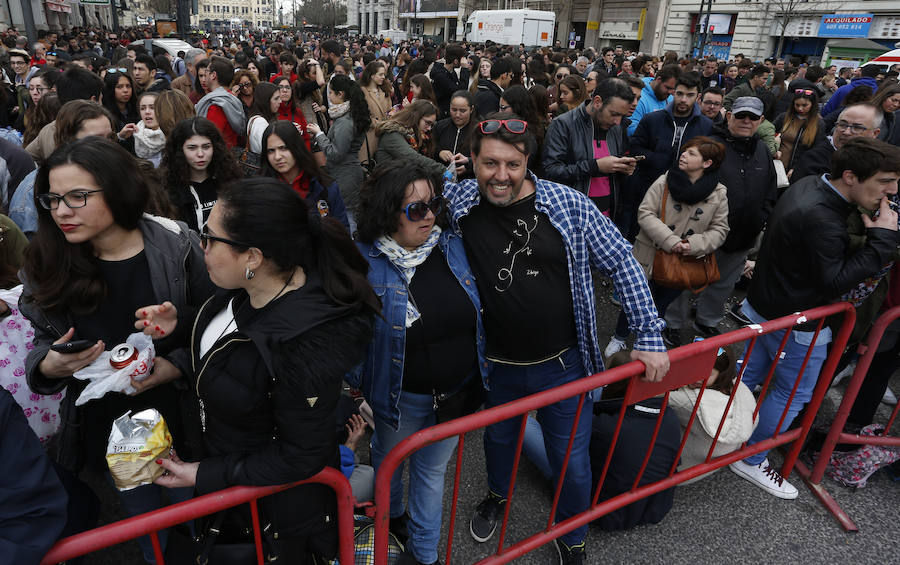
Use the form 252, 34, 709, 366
351, 160, 488, 565
773, 89, 824, 174
20, 137, 214, 563
133, 177, 379, 564
374, 99, 445, 179
230, 69, 258, 118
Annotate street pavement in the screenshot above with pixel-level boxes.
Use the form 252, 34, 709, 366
81, 281, 900, 564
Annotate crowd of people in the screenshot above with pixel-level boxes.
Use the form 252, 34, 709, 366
1, 23, 900, 565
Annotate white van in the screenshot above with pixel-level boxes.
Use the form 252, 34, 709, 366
465, 10, 555, 47
861, 48, 900, 73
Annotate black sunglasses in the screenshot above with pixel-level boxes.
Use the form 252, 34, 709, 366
401, 196, 443, 222
479, 119, 527, 134
733, 112, 760, 120
199, 230, 252, 250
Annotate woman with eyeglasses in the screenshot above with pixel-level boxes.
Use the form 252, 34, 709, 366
19, 137, 215, 563
350, 160, 488, 565
134, 177, 378, 564
230, 69, 258, 118
162, 117, 242, 233
306, 75, 370, 216
773, 89, 824, 174
260, 120, 349, 230
374, 100, 445, 180
547, 64, 571, 109
22, 68, 57, 134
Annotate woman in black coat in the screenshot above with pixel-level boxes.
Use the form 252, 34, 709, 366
134, 178, 379, 563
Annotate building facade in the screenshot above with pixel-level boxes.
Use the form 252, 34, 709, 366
192, 0, 274, 31
347, 0, 398, 36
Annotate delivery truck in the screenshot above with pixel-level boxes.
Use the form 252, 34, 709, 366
464, 10, 555, 47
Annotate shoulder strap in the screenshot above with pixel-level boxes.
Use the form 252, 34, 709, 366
660, 183, 669, 223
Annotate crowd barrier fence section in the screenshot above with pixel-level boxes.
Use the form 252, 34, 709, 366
40, 467, 356, 565
373, 303, 855, 565
795, 305, 900, 531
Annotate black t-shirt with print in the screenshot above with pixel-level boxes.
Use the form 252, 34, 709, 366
461, 193, 577, 363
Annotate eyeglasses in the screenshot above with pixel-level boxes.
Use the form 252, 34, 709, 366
556, 73, 567, 79
11, 60, 28, 66
38, 189, 103, 210
835, 120, 871, 134
199, 229, 252, 250
238, 82, 253, 90
701, 99, 722, 107
28, 86, 47, 93
478, 119, 527, 134
277, 84, 291, 91
794, 88, 814, 96
401, 196, 443, 222
733, 112, 759, 120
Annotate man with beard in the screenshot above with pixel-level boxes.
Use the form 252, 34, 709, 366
444, 113, 669, 565
543, 78, 638, 217
627, 64, 680, 135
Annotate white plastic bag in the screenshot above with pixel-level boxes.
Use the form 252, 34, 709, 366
72, 332, 154, 406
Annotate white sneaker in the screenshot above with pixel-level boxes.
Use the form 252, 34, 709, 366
604, 337, 626, 358
883, 388, 898, 406
729, 458, 798, 500
831, 362, 856, 387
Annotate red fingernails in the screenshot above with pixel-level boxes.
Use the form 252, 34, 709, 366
144, 321, 150, 327
155, 459, 162, 464
159, 329, 165, 335
142, 310, 147, 316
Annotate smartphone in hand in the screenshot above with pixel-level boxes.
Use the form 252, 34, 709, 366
51, 339, 96, 354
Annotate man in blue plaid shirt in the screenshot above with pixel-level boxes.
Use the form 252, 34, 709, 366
443, 114, 668, 565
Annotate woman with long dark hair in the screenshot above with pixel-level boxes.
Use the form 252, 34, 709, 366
20, 137, 214, 563
137, 178, 378, 564
247, 81, 280, 155
774, 89, 825, 172
101, 70, 139, 131
162, 117, 242, 232
350, 160, 488, 565
261, 120, 349, 230
306, 74, 370, 213
500, 85, 547, 173
359, 61, 393, 164
374, 99, 444, 179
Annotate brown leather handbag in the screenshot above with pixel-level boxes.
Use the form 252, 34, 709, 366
651, 185, 720, 293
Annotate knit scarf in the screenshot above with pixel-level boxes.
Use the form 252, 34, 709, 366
666, 166, 720, 205
133, 121, 166, 159
375, 226, 442, 327
328, 100, 350, 119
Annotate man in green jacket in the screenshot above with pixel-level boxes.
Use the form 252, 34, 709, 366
724, 65, 769, 111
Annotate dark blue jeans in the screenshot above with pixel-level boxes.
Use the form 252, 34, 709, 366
614, 282, 684, 340
484, 347, 592, 546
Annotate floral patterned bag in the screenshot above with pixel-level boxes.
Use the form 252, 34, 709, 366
0, 285, 64, 443
825, 424, 900, 488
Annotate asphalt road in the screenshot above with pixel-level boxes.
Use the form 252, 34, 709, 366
79, 281, 900, 564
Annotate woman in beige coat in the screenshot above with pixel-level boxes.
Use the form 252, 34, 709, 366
606, 136, 730, 357
359, 61, 393, 164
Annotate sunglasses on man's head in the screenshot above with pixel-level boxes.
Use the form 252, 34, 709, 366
401, 196, 443, 222
478, 119, 527, 135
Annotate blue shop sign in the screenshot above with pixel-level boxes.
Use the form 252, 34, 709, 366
818, 13, 873, 38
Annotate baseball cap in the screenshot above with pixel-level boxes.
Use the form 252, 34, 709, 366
732, 97, 764, 118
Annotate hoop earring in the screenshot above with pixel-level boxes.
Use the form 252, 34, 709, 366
245, 267, 255, 280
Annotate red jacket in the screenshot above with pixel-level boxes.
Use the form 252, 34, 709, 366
276, 102, 312, 149
206, 105, 239, 148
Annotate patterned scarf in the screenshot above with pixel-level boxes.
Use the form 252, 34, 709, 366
328, 100, 350, 119
375, 226, 442, 327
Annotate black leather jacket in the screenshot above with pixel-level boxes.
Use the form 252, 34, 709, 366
747, 174, 900, 323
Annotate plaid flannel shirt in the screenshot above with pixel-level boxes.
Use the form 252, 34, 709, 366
444, 171, 666, 376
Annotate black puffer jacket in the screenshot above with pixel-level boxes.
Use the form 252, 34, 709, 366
474, 78, 503, 117
170, 276, 374, 543
790, 137, 834, 183
709, 123, 778, 252
747, 174, 900, 324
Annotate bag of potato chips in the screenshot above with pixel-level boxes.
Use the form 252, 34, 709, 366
106, 409, 173, 491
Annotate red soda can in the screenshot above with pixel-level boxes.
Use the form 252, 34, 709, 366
109, 344, 138, 370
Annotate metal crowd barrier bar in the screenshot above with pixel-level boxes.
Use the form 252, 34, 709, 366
41, 467, 356, 565
373, 302, 855, 565
795, 305, 900, 532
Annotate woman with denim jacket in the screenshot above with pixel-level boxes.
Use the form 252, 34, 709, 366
350, 159, 490, 565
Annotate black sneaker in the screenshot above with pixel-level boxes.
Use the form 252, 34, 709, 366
693, 321, 721, 338
397, 550, 442, 565
662, 327, 682, 348
469, 492, 506, 543
728, 303, 753, 326
389, 512, 410, 546
554, 539, 586, 565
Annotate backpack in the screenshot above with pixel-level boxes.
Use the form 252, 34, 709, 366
825, 424, 900, 487
314, 514, 404, 565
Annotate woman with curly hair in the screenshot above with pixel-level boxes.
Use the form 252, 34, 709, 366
306, 74, 370, 212
374, 99, 444, 180
23, 92, 60, 147
162, 117, 242, 232
230, 69, 258, 117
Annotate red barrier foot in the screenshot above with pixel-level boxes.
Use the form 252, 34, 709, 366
793, 459, 859, 532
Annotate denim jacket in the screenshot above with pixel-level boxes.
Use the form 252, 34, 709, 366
348, 230, 490, 430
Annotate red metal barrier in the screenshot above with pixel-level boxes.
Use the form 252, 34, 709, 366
41, 467, 355, 565
794, 305, 900, 531
373, 303, 855, 565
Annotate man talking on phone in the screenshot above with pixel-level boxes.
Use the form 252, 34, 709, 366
543, 78, 637, 217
